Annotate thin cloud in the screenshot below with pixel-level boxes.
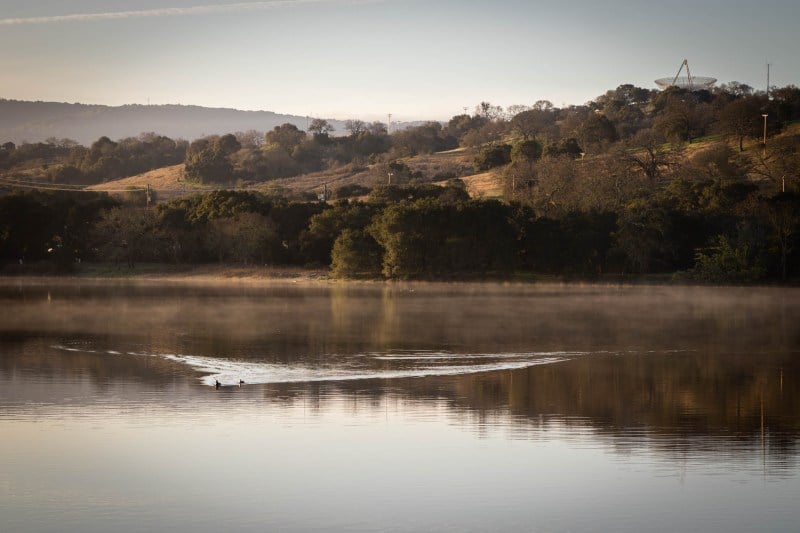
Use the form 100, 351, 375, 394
0, 0, 376, 26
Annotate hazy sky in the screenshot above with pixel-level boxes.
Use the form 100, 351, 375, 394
1, 0, 797, 121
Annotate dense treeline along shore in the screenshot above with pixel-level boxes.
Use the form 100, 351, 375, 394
1, 83, 799, 282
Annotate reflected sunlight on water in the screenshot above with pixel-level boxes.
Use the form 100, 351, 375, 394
50, 343, 576, 386
1, 280, 800, 532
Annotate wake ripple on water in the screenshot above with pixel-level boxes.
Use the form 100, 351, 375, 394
51, 344, 573, 386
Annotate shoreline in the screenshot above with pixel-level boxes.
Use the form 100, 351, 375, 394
1, 262, 796, 289
76, 264, 334, 284
0, 263, 332, 285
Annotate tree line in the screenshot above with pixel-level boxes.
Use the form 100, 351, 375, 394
0, 182, 797, 282
1, 81, 799, 281
0, 134, 187, 185
2, 82, 799, 188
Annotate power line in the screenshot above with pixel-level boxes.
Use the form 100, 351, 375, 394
0, 177, 151, 193
0, 176, 85, 188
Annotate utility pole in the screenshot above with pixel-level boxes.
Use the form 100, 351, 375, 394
767, 63, 771, 99
762, 114, 768, 156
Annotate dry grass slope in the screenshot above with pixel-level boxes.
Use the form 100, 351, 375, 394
88, 146, 506, 203
93, 123, 800, 204
87, 164, 213, 200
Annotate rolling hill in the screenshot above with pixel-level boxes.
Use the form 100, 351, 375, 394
0, 99, 348, 145
86, 146, 505, 201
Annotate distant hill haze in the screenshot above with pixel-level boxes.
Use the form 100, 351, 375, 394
0, 99, 350, 145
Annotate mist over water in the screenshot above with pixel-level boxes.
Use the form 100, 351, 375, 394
1, 280, 799, 532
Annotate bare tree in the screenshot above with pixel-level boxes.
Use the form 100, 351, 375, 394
344, 119, 367, 137
616, 130, 679, 181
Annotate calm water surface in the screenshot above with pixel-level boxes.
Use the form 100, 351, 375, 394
1, 279, 799, 532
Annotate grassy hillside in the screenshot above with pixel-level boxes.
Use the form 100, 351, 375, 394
83, 146, 504, 202
81, 125, 797, 204
86, 164, 209, 200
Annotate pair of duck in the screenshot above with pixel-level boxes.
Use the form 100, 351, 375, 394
215, 379, 245, 389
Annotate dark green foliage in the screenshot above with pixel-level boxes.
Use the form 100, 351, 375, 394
517, 211, 617, 277
268, 202, 328, 264
301, 202, 379, 265
510, 109, 557, 141
760, 192, 800, 281
369, 199, 450, 279
164, 190, 272, 224
331, 229, 383, 278
613, 200, 708, 274
384, 160, 422, 184
334, 183, 372, 199
662, 178, 740, 214
576, 113, 619, 149
0, 190, 118, 268
55, 134, 186, 184
653, 94, 710, 144
690, 235, 764, 283
205, 212, 279, 265
50, 165, 89, 185
717, 96, 767, 152
148, 191, 325, 265
94, 207, 161, 267
770, 85, 800, 125
511, 139, 543, 163
367, 184, 466, 204
369, 199, 516, 279
391, 122, 457, 157
0, 182, 795, 282
474, 144, 512, 172
593, 84, 653, 139
0, 194, 56, 264
243, 147, 302, 180
266, 123, 305, 154
1, 140, 73, 171
184, 135, 241, 184
544, 138, 583, 158
445, 114, 488, 143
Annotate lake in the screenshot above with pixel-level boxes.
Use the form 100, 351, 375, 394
1, 279, 799, 532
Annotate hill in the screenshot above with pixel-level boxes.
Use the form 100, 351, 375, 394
0, 99, 349, 145
86, 164, 210, 201
85, 146, 505, 202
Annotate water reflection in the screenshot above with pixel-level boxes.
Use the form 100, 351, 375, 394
2, 280, 800, 531
2, 280, 798, 460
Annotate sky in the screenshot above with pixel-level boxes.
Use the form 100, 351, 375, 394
1, 0, 798, 122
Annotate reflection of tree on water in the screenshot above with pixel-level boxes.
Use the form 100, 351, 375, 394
459, 353, 800, 471
258, 350, 800, 471
3, 281, 800, 471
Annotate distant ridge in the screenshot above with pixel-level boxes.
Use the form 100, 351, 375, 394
0, 99, 349, 145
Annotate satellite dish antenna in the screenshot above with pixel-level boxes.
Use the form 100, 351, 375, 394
655, 59, 716, 90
